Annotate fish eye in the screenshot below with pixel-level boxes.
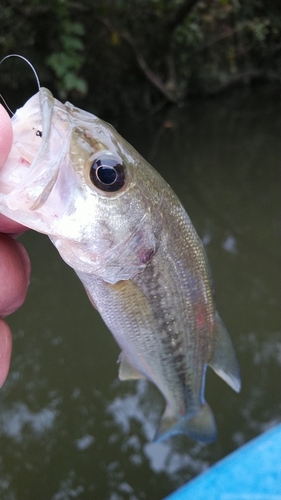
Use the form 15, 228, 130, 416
90, 154, 125, 192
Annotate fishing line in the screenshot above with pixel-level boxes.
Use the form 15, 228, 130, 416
0, 93, 14, 116
0, 54, 41, 115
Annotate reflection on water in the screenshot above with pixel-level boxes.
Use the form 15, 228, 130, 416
0, 86, 280, 499
0, 401, 57, 440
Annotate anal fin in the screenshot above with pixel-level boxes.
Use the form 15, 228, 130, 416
209, 313, 241, 393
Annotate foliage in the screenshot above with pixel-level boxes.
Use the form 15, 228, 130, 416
46, 18, 87, 98
0, 0, 280, 114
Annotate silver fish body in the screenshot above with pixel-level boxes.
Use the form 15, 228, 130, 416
0, 88, 241, 442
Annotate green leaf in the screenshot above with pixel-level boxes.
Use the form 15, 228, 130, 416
60, 34, 85, 52
63, 72, 88, 94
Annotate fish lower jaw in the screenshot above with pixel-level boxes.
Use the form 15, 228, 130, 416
50, 238, 99, 274
50, 238, 115, 279
50, 233, 150, 283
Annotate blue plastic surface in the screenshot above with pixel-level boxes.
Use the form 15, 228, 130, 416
164, 424, 281, 500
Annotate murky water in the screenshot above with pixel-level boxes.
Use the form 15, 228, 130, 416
0, 86, 280, 499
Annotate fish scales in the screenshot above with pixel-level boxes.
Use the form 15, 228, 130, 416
0, 88, 241, 443
136, 227, 211, 394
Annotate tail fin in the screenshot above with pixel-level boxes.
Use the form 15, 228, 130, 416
154, 403, 217, 443
209, 313, 241, 393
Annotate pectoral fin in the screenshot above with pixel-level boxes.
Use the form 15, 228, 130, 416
209, 313, 241, 393
118, 352, 145, 381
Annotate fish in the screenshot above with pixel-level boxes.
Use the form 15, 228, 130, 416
0, 88, 241, 443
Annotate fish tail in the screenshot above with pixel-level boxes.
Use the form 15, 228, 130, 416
154, 405, 178, 442
209, 312, 241, 393
154, 403, 217, 443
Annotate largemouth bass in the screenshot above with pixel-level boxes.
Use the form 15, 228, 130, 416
0, 88, 240, 443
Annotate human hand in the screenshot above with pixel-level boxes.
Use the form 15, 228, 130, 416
0, 104, 31, 387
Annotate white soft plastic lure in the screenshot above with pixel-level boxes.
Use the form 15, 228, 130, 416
0, 86, 241, 443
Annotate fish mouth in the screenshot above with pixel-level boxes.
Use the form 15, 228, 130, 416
0, 88, 70, 219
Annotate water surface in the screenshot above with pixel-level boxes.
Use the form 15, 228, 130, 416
0, 86, 280, 499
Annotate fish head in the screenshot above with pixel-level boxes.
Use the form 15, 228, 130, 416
0, 89, 163, 282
